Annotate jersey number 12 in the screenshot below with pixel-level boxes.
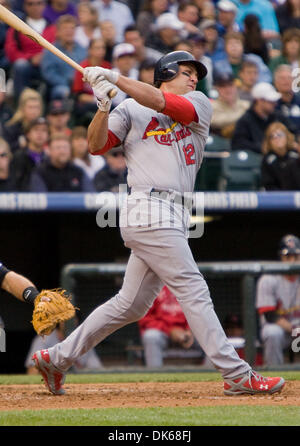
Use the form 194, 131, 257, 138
183, 144, 195, 165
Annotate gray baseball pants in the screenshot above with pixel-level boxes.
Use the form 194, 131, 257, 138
48, 220, 251, 379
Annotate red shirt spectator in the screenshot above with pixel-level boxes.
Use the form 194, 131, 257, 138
5, 23, 56, 63
139, 286, 190, 336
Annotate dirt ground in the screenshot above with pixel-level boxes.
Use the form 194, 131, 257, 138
0, 381, 298, 411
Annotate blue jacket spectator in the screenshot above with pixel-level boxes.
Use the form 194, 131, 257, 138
41, 15, 86, 100
213, 31, 272, 83
199, 19, 226, 63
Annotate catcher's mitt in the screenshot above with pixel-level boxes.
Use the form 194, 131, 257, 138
32, 289, 76, 336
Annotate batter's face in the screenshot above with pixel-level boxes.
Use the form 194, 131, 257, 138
162, 64, 198, 95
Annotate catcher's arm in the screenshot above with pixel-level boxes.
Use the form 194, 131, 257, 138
0, 263, 40, 303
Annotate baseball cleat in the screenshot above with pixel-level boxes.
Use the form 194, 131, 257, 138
224, 370, 285, 396
32, 349, 66, 395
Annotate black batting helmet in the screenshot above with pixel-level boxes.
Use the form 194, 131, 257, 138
278, 234, 300, 256
154, 51, 207, 87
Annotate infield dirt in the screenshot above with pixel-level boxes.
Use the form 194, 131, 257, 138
0, 381, 297, 411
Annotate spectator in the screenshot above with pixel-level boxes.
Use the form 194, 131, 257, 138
0, 91, 13, 137
177, 2, 201, 34
199, 19, 226, 63
110, 43, 139, 108
233, 0, 280, 41
74, 2, 102, 49
136, 0, 169, 40
10, 117, 49, 191
243, 14, 269, 65
201, 0, 216, 20
92, 0, 134, 43
256, 234, 300, 366
30, 134, 94, 192
99, 20, 117, 63
235, 59, 258, 101
71, 126, 105, 180
269, 28, 300, 74
282, 149, 300, 190
216, 0, 240, 37
4, 0, 56, 98
124, 25, 163, 68
0, 0, 10, 74
138, 58, 156, 85
41, 14, 86, 100
46, 99, 71, 138
93, 145, 127, 192
138, 286, 204, 368
72, 38, 111, 125
273, 65, 300, 136
0, 138, 13, 191
145, 12, 186, 54
261, 121, 299, 191
231, 82, 294, 153
43, 0, 77, 24
211, 71, 250, 138
213, 31, 272, 83
189, 32, 213, 94
275, 0, 300, 34
3, 88, 43, 153
25, 322, 103, 374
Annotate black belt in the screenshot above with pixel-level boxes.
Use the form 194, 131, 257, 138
128, 187, 192, 209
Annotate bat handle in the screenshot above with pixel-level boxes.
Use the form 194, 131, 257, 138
78, 65, 118, 99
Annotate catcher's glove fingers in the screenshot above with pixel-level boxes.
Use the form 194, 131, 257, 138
83, 66, 119, 86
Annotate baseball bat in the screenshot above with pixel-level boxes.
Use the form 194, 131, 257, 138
0, 4, 117, 98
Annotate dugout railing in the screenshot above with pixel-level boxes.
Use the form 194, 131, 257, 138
60, 261, 300, 371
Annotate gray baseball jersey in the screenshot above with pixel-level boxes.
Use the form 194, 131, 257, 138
108, 91, 211, 194
256, 274, 300, 326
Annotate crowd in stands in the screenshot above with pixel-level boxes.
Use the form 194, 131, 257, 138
0, 0, 300, 192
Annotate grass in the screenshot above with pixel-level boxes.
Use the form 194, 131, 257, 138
0, 406, 299, 426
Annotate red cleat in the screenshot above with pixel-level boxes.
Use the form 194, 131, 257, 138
32, 349, 66, 395
224, 370, 285, 396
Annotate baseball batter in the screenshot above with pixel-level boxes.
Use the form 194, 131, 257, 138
33, 51, 285, 396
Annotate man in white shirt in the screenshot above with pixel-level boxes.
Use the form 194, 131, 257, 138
92, 0, 134, 43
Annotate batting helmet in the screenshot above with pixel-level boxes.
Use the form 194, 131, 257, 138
278, 234, 300, 256
154, 51, 207, 87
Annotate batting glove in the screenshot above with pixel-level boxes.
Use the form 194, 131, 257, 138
83, 66, 119, 86
93, 79, 115, 112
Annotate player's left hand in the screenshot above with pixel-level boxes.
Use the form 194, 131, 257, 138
83, 66, 119, 86
93, 79, 115, 112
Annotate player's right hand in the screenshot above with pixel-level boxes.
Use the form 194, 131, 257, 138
83, 66, 119, 86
